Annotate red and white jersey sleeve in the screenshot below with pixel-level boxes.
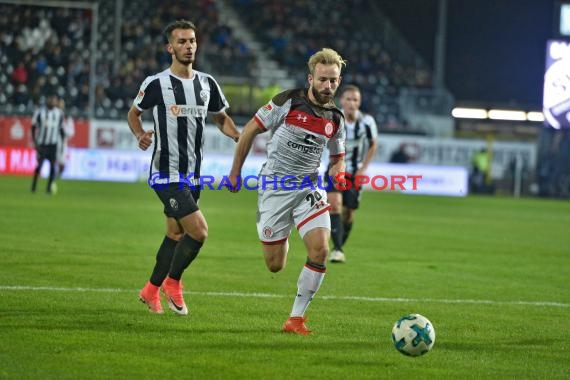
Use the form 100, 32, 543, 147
253, 98, 291, 131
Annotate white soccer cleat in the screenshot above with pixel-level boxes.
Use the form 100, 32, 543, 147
329, 250, 346, 263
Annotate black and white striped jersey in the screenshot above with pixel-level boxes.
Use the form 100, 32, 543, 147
343, 111, 378, 174
133, 68, 229, 183
32, 106, 65, 146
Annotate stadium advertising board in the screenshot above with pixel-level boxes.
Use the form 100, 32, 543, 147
0, 116, 89, 148
87, 121, 535, 181
0, 147, 467, 196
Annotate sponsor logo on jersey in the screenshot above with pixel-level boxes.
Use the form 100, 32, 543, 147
169, 105, 207, 117
287, 140, 323, 154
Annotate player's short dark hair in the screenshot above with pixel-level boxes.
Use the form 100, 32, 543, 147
163, 20, 197, 43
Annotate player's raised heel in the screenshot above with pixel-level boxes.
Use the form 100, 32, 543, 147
139, 282, 164, 314
283, 316, 312, 335
329, 250, 346, 263
161, 277, 188, 315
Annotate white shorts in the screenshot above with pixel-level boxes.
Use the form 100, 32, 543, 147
257, 186, 331, 244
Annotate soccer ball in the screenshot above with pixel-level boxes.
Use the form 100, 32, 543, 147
391, 313, 436, 357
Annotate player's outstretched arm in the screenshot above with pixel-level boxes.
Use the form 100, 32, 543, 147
211, 111, 241, 142
228, 118, 263, 192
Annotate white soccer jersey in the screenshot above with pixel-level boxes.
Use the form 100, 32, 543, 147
253, 89, 345, 179
133, 68, 229, 183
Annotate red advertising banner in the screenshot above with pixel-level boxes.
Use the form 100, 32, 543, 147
0, 116, 90, 148
0, 147, 37, 175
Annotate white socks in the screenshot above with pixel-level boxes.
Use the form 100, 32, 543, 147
290, 264, 326, 317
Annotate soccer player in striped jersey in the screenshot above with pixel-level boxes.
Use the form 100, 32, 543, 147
127, 20, 240, 315
228, 48, 346, 335
326, 85, 378, 263
31, 94, 65, 195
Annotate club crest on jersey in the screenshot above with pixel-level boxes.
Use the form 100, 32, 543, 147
200, 89, 209, 103
169, 198, 179, 211
262, 226, 274, 238
324, 122, 334, 137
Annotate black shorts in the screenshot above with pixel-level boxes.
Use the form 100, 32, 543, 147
323, 171, 362, 210
153, 182, 201, 219
37, 144, 57, 163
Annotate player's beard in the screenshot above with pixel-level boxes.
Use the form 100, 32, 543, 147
311, 86, 334, 105
174, 50, 194, 65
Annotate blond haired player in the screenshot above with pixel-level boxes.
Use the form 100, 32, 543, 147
228, 48, 346, 335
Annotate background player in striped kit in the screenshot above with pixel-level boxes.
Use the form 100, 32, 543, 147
326, 85, 378, 263
228, 48, 346, 335
127, 20, 240, 315
30, 94, 65, 195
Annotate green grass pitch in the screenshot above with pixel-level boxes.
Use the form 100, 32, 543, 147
1, 175, 569, 379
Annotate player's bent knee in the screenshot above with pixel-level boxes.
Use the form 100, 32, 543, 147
167, 232, 183, 241
309, 245, 329, 264
192, 228, 208, 243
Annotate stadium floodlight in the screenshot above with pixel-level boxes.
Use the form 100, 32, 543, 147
526, 112, 545, 122
451, 108, 487, 119
488, 109, 527, 121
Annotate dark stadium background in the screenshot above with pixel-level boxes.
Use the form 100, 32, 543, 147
381, 0, 553, 108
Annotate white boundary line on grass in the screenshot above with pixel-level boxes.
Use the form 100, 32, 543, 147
1, 285, 569, 308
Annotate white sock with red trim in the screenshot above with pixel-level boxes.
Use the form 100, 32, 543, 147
290, 263, 326, 317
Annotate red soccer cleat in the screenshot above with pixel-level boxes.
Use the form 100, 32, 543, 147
283, 316, 312, 335
161, 277, 188, 315
139, 282, 164, 314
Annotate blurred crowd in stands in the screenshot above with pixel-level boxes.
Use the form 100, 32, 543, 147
1, 5, 92, 112
1, 0, 433, 133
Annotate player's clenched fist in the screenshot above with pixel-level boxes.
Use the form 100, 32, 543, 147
137, 131, 154, 150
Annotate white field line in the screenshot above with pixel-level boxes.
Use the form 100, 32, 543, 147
1, 285, 569, 308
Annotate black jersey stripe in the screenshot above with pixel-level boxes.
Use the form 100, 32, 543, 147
170, 75, 189, 176
150, 118, 159, 179
192, 75, 205, 178
157, 102, 169, 176
206, 76, 223, 112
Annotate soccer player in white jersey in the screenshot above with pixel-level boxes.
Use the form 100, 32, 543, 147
127, 20, 240, 315
326, 85, 378, 263
228, 48, 346, 335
